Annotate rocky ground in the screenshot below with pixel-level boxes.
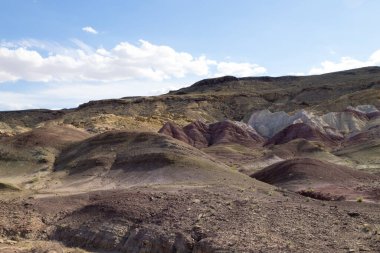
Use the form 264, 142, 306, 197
0, 184, 380, 252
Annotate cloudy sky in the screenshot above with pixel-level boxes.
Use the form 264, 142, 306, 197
0, 0, 380, 110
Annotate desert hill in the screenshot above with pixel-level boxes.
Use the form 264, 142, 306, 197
0, 125, 91, 191
0, 67, 380, 252
51, 131, 254, 192
0, 66, 380, 136
251, 158, 380, 202
159, 120, 264, 148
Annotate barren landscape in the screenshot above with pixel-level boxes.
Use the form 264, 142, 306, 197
0, 67, 380, 252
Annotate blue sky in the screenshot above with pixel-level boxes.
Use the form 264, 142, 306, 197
0, 0, 380, 110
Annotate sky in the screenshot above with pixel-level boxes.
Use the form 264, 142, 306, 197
0, 0, 380, 110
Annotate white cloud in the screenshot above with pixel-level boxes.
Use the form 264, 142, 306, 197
82, 26, 98, 34
309, 49, 380, 75
214, 62, 267, 77
0, 71, 18, 82
0, 92, 37, 110
71, 38, 94, 54
0, 40, 266, 83
0, 39, 267, 110
0, 80, 187, 110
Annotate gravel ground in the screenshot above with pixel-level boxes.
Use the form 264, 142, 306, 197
0, 184, 379, 252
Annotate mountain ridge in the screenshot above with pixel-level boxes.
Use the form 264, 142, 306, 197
1, 66, 380, 137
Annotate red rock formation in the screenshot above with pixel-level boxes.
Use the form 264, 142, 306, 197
265, 123, 342, 146
208, 120, 264, 146
159, 120, 264, 148
183, 120, 210, 148
158, 122, 192, 146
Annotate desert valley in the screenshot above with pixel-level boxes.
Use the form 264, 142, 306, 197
0, 67, 379, 252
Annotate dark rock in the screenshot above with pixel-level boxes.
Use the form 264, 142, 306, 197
347, 212, 360, 217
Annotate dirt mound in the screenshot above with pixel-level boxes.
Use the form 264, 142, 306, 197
266, 123, 342, 146
53, 131, 248, 191
159, 120, 264, 148
251, 158, 380, 202
5, 125, 91, 149
251, 158, 374, 186
0, 125, 91, 179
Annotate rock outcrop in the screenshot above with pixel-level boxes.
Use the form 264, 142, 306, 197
248, 105, 379, 140
160, 105, 380, 148
159, 120, 264, 148
265, 123, 343, 146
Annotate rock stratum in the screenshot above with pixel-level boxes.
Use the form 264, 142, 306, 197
0, 67, 380, 252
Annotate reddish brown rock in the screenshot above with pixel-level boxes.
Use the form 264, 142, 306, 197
183, 120, 210, 148
158, 120, 264, 148
158, 122, 192, 146
208, 120, 264, 146
265, 123, 342, 146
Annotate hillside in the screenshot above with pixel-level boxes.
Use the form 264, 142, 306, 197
0, 67, 380, 252
0, 67, 380, 136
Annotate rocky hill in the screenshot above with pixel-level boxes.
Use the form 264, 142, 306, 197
0, 67, 380, 252
1, 66, 380, 136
